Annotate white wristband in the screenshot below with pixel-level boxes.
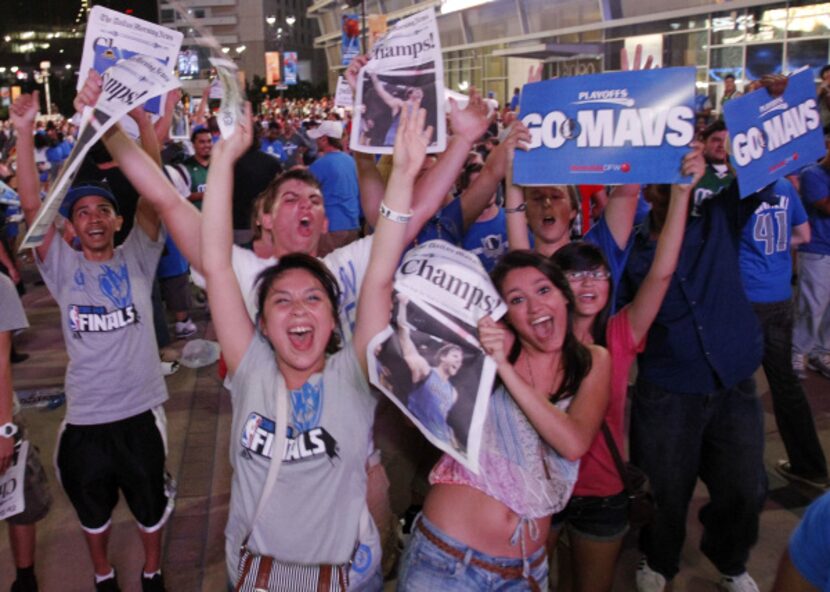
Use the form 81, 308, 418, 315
379, 201, 413, 223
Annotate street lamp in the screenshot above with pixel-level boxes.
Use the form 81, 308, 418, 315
40, 61, 52, 116
265, 15, 276, 27
286, 15, 296, 27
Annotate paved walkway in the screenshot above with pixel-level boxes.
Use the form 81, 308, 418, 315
1, 266, 829, 591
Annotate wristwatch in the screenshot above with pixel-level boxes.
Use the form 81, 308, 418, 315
0, 422, 18, 438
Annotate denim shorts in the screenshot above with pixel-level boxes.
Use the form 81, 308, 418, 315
550, 491, 629, 541
396, 514, 548, 591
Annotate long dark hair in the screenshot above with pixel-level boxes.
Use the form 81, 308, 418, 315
490, 250, 592, 401
551, 241, 612, 347
255, 253, 342, 355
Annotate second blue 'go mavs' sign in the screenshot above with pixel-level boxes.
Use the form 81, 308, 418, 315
723, 67, 824, 198
514, 67, 696, 186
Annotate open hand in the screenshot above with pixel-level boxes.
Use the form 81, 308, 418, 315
392, 98, 433, 179
449, 88, 492, 144
213, 102, 254, 162
621, 44, 656, 71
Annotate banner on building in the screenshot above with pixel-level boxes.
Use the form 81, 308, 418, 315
367, 14, 387, 50
284, 52, 298, 85
350, 8, 446, 155
368, 241, 506, 473
723, 67, 825, 198
514, 67, 696, 186
265, 52, 281, 86
78, 5, 182, 114
342, 14, 361, 66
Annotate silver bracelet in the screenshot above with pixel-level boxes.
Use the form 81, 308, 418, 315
503, 203, 527, 214
379, 201, 413, 223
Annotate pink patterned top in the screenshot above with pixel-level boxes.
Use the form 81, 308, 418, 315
430, 384, 578, 519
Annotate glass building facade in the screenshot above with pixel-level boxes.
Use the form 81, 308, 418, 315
308, 0, 830, 108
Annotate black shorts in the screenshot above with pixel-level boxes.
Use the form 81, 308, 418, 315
56, 408, 173, 533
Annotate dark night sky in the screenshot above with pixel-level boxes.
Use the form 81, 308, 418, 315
0, 0, 157, 32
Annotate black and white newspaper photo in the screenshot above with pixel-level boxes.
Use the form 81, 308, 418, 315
349, 8, 446, 154
368, 241, 506, 472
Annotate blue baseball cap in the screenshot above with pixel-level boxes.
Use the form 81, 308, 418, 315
59, 182, 120, 219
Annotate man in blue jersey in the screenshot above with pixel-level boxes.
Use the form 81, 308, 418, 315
738, 177, 828, 489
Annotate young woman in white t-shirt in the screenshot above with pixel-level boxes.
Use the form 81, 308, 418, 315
201, 101, 432, 591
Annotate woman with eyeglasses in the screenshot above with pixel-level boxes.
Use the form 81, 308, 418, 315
546, 147, 704, 592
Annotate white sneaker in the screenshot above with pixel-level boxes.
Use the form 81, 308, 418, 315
719, 572, 759, 592
636, 558, 667, 592
792, 352, 807, 380
807, 352, 830, 379
175, 318, 197, 339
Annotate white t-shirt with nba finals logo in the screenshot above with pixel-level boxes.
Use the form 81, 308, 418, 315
37, 226, 168, 425
225, 334, 377, 578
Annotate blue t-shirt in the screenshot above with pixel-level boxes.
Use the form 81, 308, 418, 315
584, 216, 633, 314
462, 210, 509, 272
157, 234, 190, 279
260, 138, 285, 161
789, 491, 830, 591
799, 163, 830, 256
739, 179, 807, 303
415, 198, 464, 246
309, 151, 361, 232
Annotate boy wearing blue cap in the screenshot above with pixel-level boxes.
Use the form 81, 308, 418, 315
11, 91, 172, 592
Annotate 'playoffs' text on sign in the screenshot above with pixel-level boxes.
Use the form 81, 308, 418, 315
723, 68, 824, 198
514, 68, 696, 186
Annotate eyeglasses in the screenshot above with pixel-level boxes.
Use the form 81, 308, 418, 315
565, 270, 611, 282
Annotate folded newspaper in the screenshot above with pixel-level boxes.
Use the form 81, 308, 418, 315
368, 241, 506, 473
349, 9, 446, 155
20, 55, 181, 250
78, 5, 182, 114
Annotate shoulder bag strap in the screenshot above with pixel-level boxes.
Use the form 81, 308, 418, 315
250, 374, 289, 526
600, 421, 633, 494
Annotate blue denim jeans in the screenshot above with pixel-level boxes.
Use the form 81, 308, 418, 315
630, 377, 767, 580
754, 300, 827, 479
396, 514, 548, 591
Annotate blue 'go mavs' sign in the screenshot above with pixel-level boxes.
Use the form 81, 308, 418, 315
514, 67, 696, 186
723, 67, 824, 198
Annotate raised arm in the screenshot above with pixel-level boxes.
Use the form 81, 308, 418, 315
9, 91, 54, 262
480, 314, 611, 461
355, 151, 385, 229
128, 107, 162, 241
153, 89, 182, 146
70, 70, 205, 270
504, 148, 531, 251
395, 295, 431, 383
200, 105, 255, 374
405, 91, 491, 244
353, 102, 433, 375
627, 144, 704, 344
457, 122, 531, 231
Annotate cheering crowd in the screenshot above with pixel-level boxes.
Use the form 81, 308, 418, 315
1, 49, 830, 592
